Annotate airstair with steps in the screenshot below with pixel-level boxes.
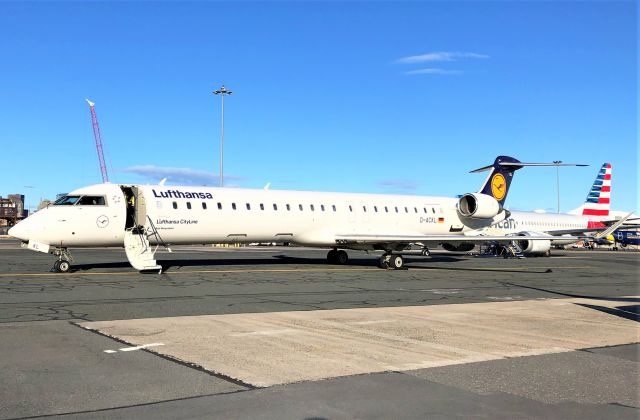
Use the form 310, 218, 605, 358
124, 217, 170, 273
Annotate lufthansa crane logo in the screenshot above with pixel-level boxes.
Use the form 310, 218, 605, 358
96, 215, 109, 228
490, 173, 507, 200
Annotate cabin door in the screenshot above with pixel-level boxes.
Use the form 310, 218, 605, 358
132, 186, 147, 227
121, 186, 148, 229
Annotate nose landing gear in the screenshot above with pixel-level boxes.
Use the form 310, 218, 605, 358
51, 248, 73, 273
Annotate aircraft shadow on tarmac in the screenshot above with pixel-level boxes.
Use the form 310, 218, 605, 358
70, 254, 467, 272
575, 303, 639, 323
503, 282, 640, 323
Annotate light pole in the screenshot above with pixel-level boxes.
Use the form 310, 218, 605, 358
213, 85, 232, 187
553, 160, 562, 213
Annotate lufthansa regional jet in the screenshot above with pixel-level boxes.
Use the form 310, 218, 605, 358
9, 156, 581, 273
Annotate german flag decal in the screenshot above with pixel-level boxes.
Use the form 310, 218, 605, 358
438, 217, 444, 223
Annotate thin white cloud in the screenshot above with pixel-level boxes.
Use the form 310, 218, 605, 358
405, 68, 462, 75
377, 179, 420, 191
120, 165, 245, 186
397, 51, 489, 64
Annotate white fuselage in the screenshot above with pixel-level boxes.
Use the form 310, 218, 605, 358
11, 183, 504, 249
478, 210, 606, 245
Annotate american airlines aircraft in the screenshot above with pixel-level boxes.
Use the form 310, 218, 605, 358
455, 163, 637, 256
9, 156, 581, 273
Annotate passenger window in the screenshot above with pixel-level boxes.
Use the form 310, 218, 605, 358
232, 203, 237, 210
385, 206, 389, 213
404, 207, 408, 213
173, 202, 178, 209
395, 207, 398, 213
202, 202, 207, 210
186, 202, 192, 210
246, 203, 251, 210
363, 206, 367, 212
299, 204, 303, 211
321, 205, 325, 211
414, 207, 418, 213
286, 204, 291, 211
432, 208, 436, 213
260, 203, 265, 210
332, 205, 336, 212
349, 205, 353, 212
217, 202, 222, 210
424, 208, 427, 213
310, 204, 315, 211
273, 204, 278, 210
77, 196, 106, 205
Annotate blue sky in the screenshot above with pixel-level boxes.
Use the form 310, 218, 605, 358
0, 1, 636, 213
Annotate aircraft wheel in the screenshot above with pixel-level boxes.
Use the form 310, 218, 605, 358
389, 255, 404, 270
57, 260, 71, 273
378, 256, 389, 269
327, 249, 337, 264
335, 250, 348, 265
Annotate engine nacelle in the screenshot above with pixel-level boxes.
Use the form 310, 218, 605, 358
458, 193, 501, 219
515, 232, 552, 256
441, 242, 475, 252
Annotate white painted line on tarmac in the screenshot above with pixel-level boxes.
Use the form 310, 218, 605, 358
422, 289, 462, 294
119, 343, 165, 352
104, 343, 166, 354
487, 296, 524, 301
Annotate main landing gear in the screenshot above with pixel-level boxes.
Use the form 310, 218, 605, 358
51, 248, 73, 273
378, 253, 405, 270
327, 248, 349, 265
327, 248, 407, 270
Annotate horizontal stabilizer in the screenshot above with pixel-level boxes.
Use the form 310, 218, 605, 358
470, 162, 588, 173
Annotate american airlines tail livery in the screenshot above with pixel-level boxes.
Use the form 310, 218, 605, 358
9, 156, 582, 273
468, 163, 638, 255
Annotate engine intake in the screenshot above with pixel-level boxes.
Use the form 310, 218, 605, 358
458, 193, 501, 219
515, 232, 552, 256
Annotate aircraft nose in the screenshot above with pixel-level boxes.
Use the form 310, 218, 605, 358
8, 222, 29, 242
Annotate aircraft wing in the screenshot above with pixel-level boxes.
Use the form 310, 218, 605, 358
334, 233, 578, 245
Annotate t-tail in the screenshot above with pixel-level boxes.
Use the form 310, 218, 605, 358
469, 156, 589, 207
470, 156, 523, 206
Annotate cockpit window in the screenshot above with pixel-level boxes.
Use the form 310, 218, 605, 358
77, 196, 106, 206
53, 195, 106, 206
54, 195, 81, 205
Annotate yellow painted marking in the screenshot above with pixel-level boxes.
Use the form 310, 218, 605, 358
0, 268, 378, 277
0, 266, 587, 278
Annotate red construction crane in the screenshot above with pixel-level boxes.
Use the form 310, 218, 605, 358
86, 99, 109, 183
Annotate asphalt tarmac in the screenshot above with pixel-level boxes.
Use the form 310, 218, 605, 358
0, 238, 638, 419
